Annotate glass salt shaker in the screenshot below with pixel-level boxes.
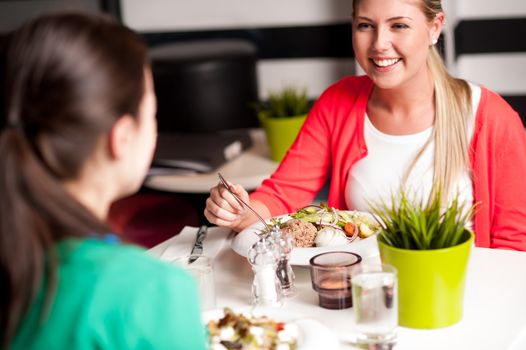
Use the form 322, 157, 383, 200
247, 236, 282, 307
269, 224, 296, 297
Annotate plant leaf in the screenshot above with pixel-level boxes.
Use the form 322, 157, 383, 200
369, 187, 475, 250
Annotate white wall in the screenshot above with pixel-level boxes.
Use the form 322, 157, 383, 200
258, 58, 355, 98
452, 0, 526, 97
457, 53, 526, 94
122, 0, 352, 32
456, 0, 526, 19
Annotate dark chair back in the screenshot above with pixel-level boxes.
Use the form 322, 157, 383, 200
151, 39, 260, 133
0, 33, 8, 128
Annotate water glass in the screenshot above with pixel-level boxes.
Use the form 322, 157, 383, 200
171, 254, 216, 310
351, 263, 398, 346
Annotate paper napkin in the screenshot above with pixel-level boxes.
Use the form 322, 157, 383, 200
147, 226, 233, 261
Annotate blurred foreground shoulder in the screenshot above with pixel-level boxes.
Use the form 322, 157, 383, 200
91, 242, 208, 349
12, 239, 208, 350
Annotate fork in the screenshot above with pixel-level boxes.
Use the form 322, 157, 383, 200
217, 172, 273, 233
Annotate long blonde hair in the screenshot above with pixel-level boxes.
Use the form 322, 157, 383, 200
352, 0, 472, 201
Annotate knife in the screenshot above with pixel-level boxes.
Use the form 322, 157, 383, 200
188, 225, 208, 263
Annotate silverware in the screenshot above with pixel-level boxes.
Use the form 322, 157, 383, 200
217, 172, 272, 232
189, 225, 208, 263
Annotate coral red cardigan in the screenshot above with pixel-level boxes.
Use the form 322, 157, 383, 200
250, 76, 526, 250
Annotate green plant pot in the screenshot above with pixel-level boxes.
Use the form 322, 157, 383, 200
259, 113, 307, 162
378, 231, 473, 329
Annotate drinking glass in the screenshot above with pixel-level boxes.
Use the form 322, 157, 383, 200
171, 254, 216, 310
351, 263, 398, 347
309, 251, 362, 309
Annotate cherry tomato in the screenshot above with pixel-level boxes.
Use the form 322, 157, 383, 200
344, 222, 356, 236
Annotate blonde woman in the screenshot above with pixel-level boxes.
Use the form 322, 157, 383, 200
205, 0, 526, 250
1, 13, 207, 349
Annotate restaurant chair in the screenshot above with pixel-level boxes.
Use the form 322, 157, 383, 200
150, 38, 259, 133
107, 192, 200, 248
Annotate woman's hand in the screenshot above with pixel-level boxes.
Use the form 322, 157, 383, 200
204, 181, 250, 231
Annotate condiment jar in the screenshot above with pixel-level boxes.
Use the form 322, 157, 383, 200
268, 224, 296, 296
247, 236, 282, 307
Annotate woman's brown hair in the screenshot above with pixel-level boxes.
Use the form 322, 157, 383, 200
0, 12, 148, 346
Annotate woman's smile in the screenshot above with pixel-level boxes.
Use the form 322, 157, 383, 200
370, 57, 402, 71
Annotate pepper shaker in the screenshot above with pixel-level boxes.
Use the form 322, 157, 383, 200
269, 224, 296, 297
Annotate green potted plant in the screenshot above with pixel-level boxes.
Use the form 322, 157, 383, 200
370, 189, 475, 329
258, 86, 311, 162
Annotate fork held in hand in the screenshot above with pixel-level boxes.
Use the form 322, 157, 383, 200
217, 172, 272, 232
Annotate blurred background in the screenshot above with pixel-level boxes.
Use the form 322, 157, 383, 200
0, 0, 524, 247
0, 0, 525, 123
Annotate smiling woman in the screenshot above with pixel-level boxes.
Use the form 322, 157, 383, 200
351, 0, 468, 200
205, 0, 526, 252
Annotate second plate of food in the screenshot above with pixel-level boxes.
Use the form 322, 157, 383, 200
204, 306, 340, 350
231, 205, 381, 266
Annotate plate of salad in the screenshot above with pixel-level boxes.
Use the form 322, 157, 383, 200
231, 204, 381, 266
204, 307, 339, 350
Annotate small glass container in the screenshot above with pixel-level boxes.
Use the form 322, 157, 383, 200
309, 251, 362, 309
170, 254, 216, 310
268, 224, 296, 296
247, 236, 282, 307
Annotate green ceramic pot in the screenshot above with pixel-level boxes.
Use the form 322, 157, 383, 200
378, 230, 473, 329
259, 113, 306, 162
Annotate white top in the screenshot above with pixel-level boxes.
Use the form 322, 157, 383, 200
345, 83, 481, 212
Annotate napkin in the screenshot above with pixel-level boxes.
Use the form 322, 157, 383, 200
147, 226, 233, 261
509, 326, 526, 350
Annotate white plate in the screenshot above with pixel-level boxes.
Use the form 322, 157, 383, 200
231, 212, 380, 266
203, 306, 340, 350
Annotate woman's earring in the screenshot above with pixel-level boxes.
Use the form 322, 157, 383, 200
432, 38, 438, 45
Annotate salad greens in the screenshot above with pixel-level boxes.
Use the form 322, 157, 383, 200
289, 203, 380, 239
207, 307, 297, 350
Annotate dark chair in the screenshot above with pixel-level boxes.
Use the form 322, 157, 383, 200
108, 192, 200, 248
150, 39, 260, 133
0, 33, 8, 127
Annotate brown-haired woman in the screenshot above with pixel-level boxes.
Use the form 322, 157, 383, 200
205, 0, 526, 250
1, 13, 207, 349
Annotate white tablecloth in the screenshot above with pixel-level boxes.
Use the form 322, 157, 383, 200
150, 227, 526, 350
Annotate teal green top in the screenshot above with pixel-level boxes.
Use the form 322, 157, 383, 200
11, 238, 207, 350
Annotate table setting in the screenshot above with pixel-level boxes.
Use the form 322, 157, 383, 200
148, 218, 526, 350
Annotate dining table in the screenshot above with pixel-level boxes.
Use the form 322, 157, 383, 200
149, 226, 526, 350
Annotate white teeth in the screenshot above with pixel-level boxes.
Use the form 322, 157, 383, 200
372, 58, 400, 67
